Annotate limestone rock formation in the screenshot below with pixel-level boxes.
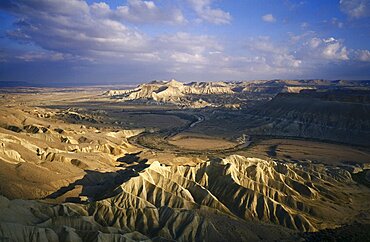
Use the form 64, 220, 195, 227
105, 79, 234, 105
243, 90, 370, 145
105, 79, 370, 108
1, 155, 369, 241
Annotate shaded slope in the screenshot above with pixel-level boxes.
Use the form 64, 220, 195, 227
243, 91, 370, 145
0, 106, 142, 200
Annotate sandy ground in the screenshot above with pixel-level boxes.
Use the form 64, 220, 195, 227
168, 133, 237, 150
246, 139, 370, 166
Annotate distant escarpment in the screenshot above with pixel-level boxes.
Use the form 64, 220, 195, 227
105, 79, 237, 108
105, 79, 370, 108
243, 90, 370, 146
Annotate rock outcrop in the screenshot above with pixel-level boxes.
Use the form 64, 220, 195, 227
1, 155, 369, 241
105, 79, 370, 108
243, 90, 370, 146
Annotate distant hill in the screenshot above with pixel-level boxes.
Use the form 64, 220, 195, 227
243, 89, 370, 146
105, 79, 370, 108
0, 81, 37, 87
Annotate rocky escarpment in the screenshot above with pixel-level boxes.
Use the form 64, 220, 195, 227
105, 79, 370, 108
105, 79, 235, 108
105, 80, 234, 100
243, 90, 370, 146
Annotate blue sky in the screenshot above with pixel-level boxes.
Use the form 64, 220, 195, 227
0, 0, 370, 85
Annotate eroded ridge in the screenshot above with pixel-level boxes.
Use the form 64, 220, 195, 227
1, 155, 368, 242
91, 155, 357, 232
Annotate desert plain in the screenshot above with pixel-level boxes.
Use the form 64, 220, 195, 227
0, 80, 370, 241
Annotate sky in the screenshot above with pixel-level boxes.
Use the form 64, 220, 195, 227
0, 0, 370, 85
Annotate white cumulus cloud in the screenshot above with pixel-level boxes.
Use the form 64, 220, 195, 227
340, 0, 370, 18
262, 14, 276, 23
356, 49, 370, 61
188, 0, 231, 24
116, 0, 186, 24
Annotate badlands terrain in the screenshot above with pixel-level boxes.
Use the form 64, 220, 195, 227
1, 80, 370, 241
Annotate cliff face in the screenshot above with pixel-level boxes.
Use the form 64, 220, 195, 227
104, 80, 241, 109
243, 90, 370, 145
105, 79, 370, 108
105, 79, 234, 103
